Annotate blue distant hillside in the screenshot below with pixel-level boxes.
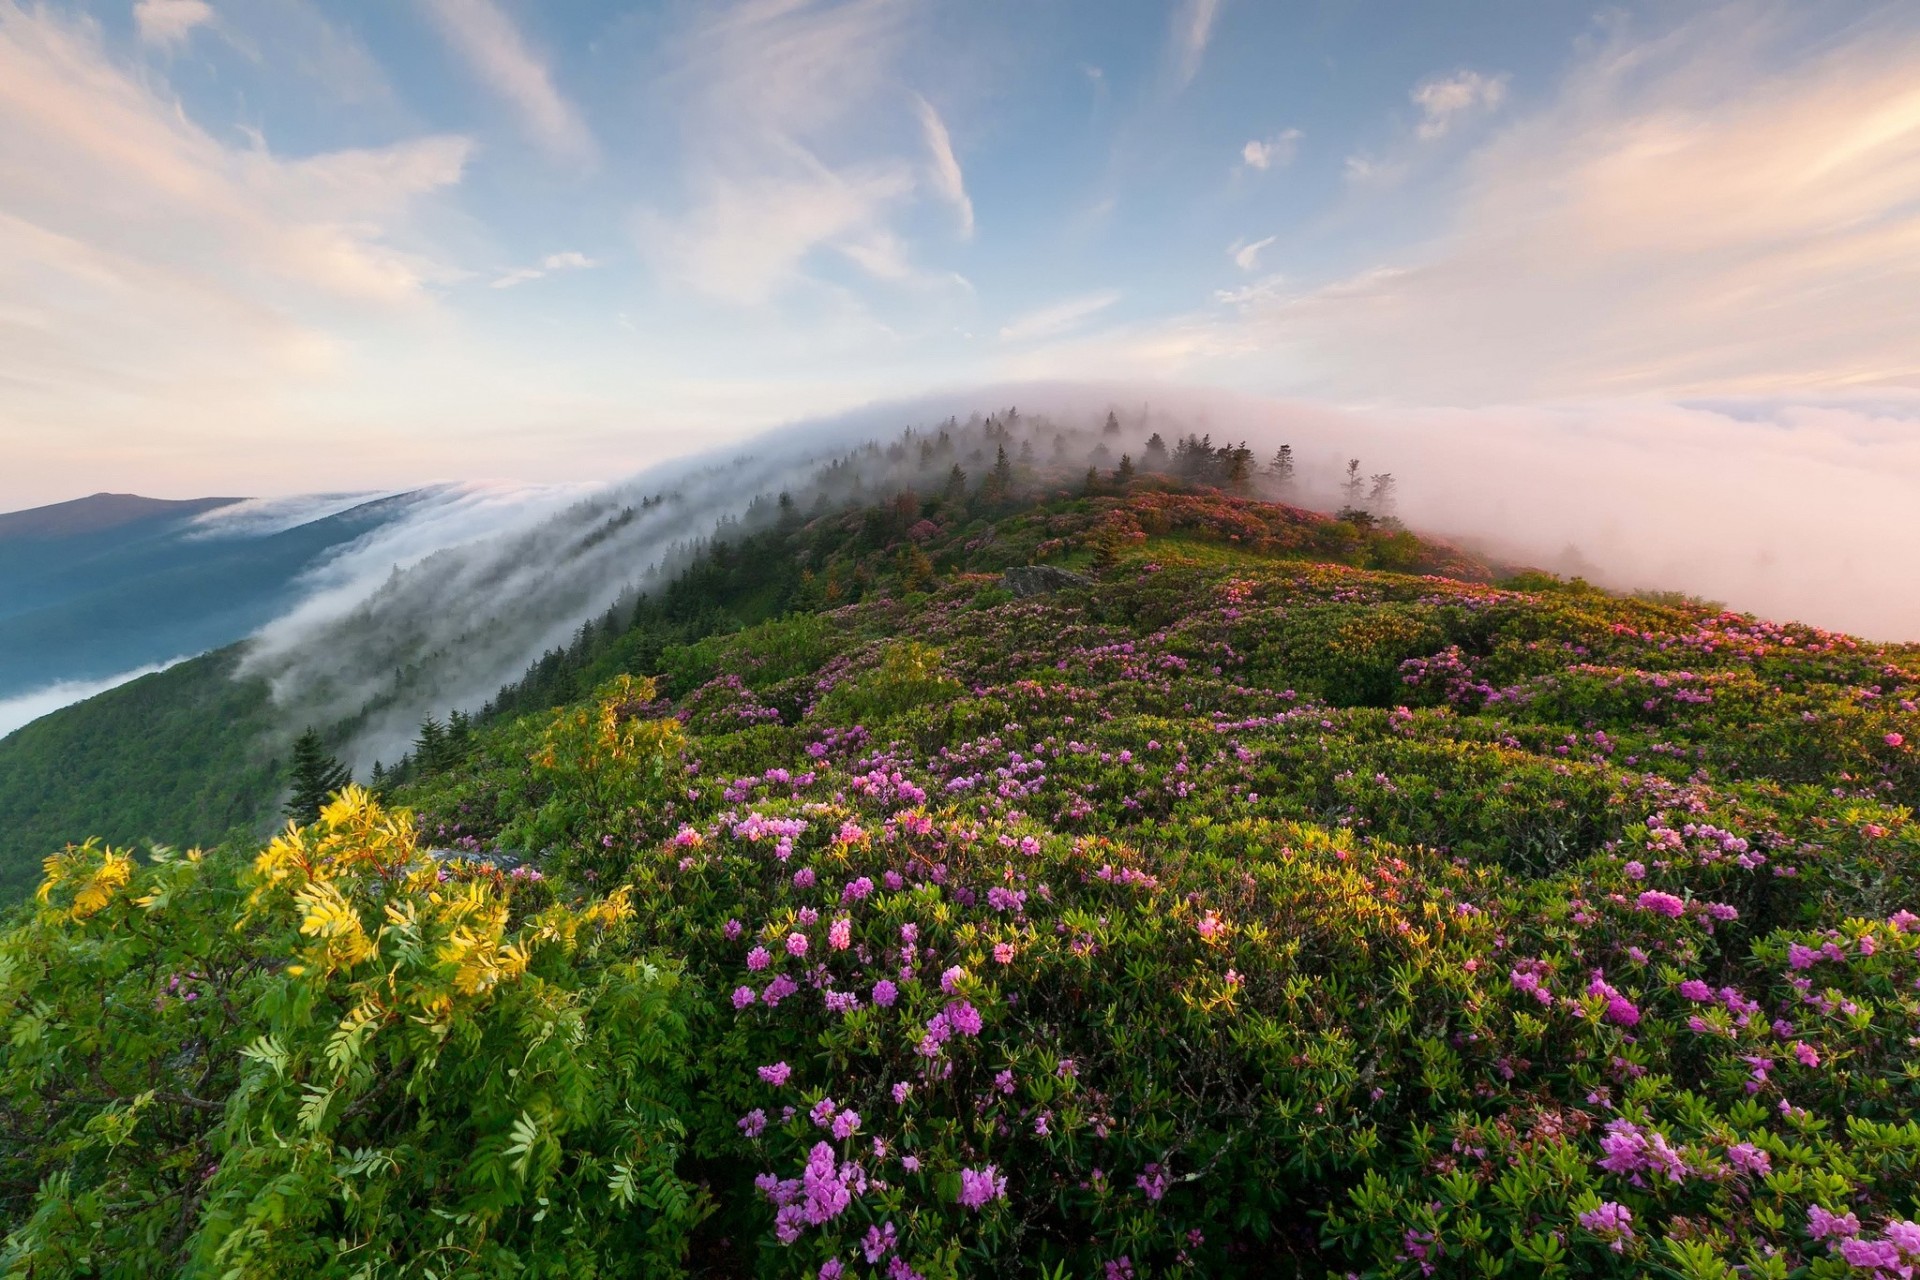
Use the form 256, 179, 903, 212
0, 490, 426, 702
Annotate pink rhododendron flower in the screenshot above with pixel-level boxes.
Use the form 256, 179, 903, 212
1637, 890, 1685, 918
1578, 1201, 1634, 1252
957, 1165, 1007, 1209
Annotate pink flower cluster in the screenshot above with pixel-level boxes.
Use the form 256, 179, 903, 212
1577, 1201, 1634, 1252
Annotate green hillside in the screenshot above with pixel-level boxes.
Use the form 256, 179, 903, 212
0, 648, 282, 900
4, 471, 1918, 1277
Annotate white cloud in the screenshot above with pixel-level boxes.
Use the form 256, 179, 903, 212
0, 3, 471, 504
1069, 7, 1920, 406
1229, 235, 1275, 272
637, 0, 952, 305
1412, 69, 1508, 140
1240, 128, 1300, 170
914, 94, 974, 239
1169, 0, 1221, 90
998, 290, 1121, 343
1227, 11, 1920, 402
421, 0, 596, 166
490, 249, 598, 288
133, 0, 211, 48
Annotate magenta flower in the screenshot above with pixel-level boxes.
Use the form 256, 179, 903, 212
787, 932, 809, 957
957, 1165, 1007, 1210
1577, 1201, 1634, 1252
1135, 1163, 1170, 1202
747, 945, 771, 971
945, 1000, 983, 1036
1636, 890, 1685, 918
828, 917, 853, 951
732, 985, 756, 1009
832, 1110, 861, 1140
862, 1222, 897, 1263
738, 1108, 767, 1138
758, 1062, 792, 1087
1809, 1205, 1862, 1240
1678, 979, 1713, 1001
872, 979, 898, 1007
1726, 1142, 1771, 1176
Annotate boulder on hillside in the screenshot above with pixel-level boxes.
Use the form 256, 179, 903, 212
1002, 565, 1092, 598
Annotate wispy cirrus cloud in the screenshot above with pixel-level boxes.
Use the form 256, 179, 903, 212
133, 0, 212, 48
490, 249, 597, 288
637, 0, 963, 305
420, 0, 596, 166
914, 94, 974, 239
1168, 0, 1222, 90
1052, 6, 1920, 406
0, 2, 472, 505
998, 290, 1120, 343
1229, 235, 1275, 272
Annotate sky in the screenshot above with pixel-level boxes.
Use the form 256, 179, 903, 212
2, 0, 1919, 511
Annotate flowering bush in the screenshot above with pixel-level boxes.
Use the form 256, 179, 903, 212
8, 482, 1918, 1276
0, 790, 703, 1276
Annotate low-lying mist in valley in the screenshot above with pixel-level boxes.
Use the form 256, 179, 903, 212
31, 381, 1908, 769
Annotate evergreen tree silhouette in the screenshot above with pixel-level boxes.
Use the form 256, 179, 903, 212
284, 728, 351, 823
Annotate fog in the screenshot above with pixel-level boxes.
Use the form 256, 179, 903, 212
0, 656, 194, 739
180, 380, 1920, 768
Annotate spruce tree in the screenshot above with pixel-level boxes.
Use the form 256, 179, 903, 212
284, 728, 352, 823
1143, 433, 1169, 470
1116, 453, 1135, 484
1268, 445, 1295, 487
1344, 459, 1366, 508
1103, 410, 1121, 436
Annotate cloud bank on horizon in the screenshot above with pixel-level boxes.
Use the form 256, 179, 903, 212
0, 2, 1917, 621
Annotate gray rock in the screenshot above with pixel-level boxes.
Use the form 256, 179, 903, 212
1002, 565, 1093, 598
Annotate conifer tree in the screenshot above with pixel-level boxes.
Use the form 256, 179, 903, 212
414, 717, 447, 775
1116, 453, 1135, 484
284, 728, 351, 822
1103, 410, 1121, 436
1226, 442, 1254, 490
1083, 466, 1100, 495
1368, 473, 1398, 517
1268, 445, 1295, 487
1344, 459, 1366, 507
1143, 433, 1169, 470
944, 463, 968, 503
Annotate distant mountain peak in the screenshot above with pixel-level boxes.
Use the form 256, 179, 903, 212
0, 493, 245, 540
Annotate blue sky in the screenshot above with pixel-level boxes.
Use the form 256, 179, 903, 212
2, 0, 1917, 506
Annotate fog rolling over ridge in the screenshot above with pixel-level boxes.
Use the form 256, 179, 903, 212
242, 413, 942, 766
228, 382, 1919, 769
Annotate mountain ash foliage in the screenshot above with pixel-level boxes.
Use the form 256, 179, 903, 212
3, 469, 1919, 1279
